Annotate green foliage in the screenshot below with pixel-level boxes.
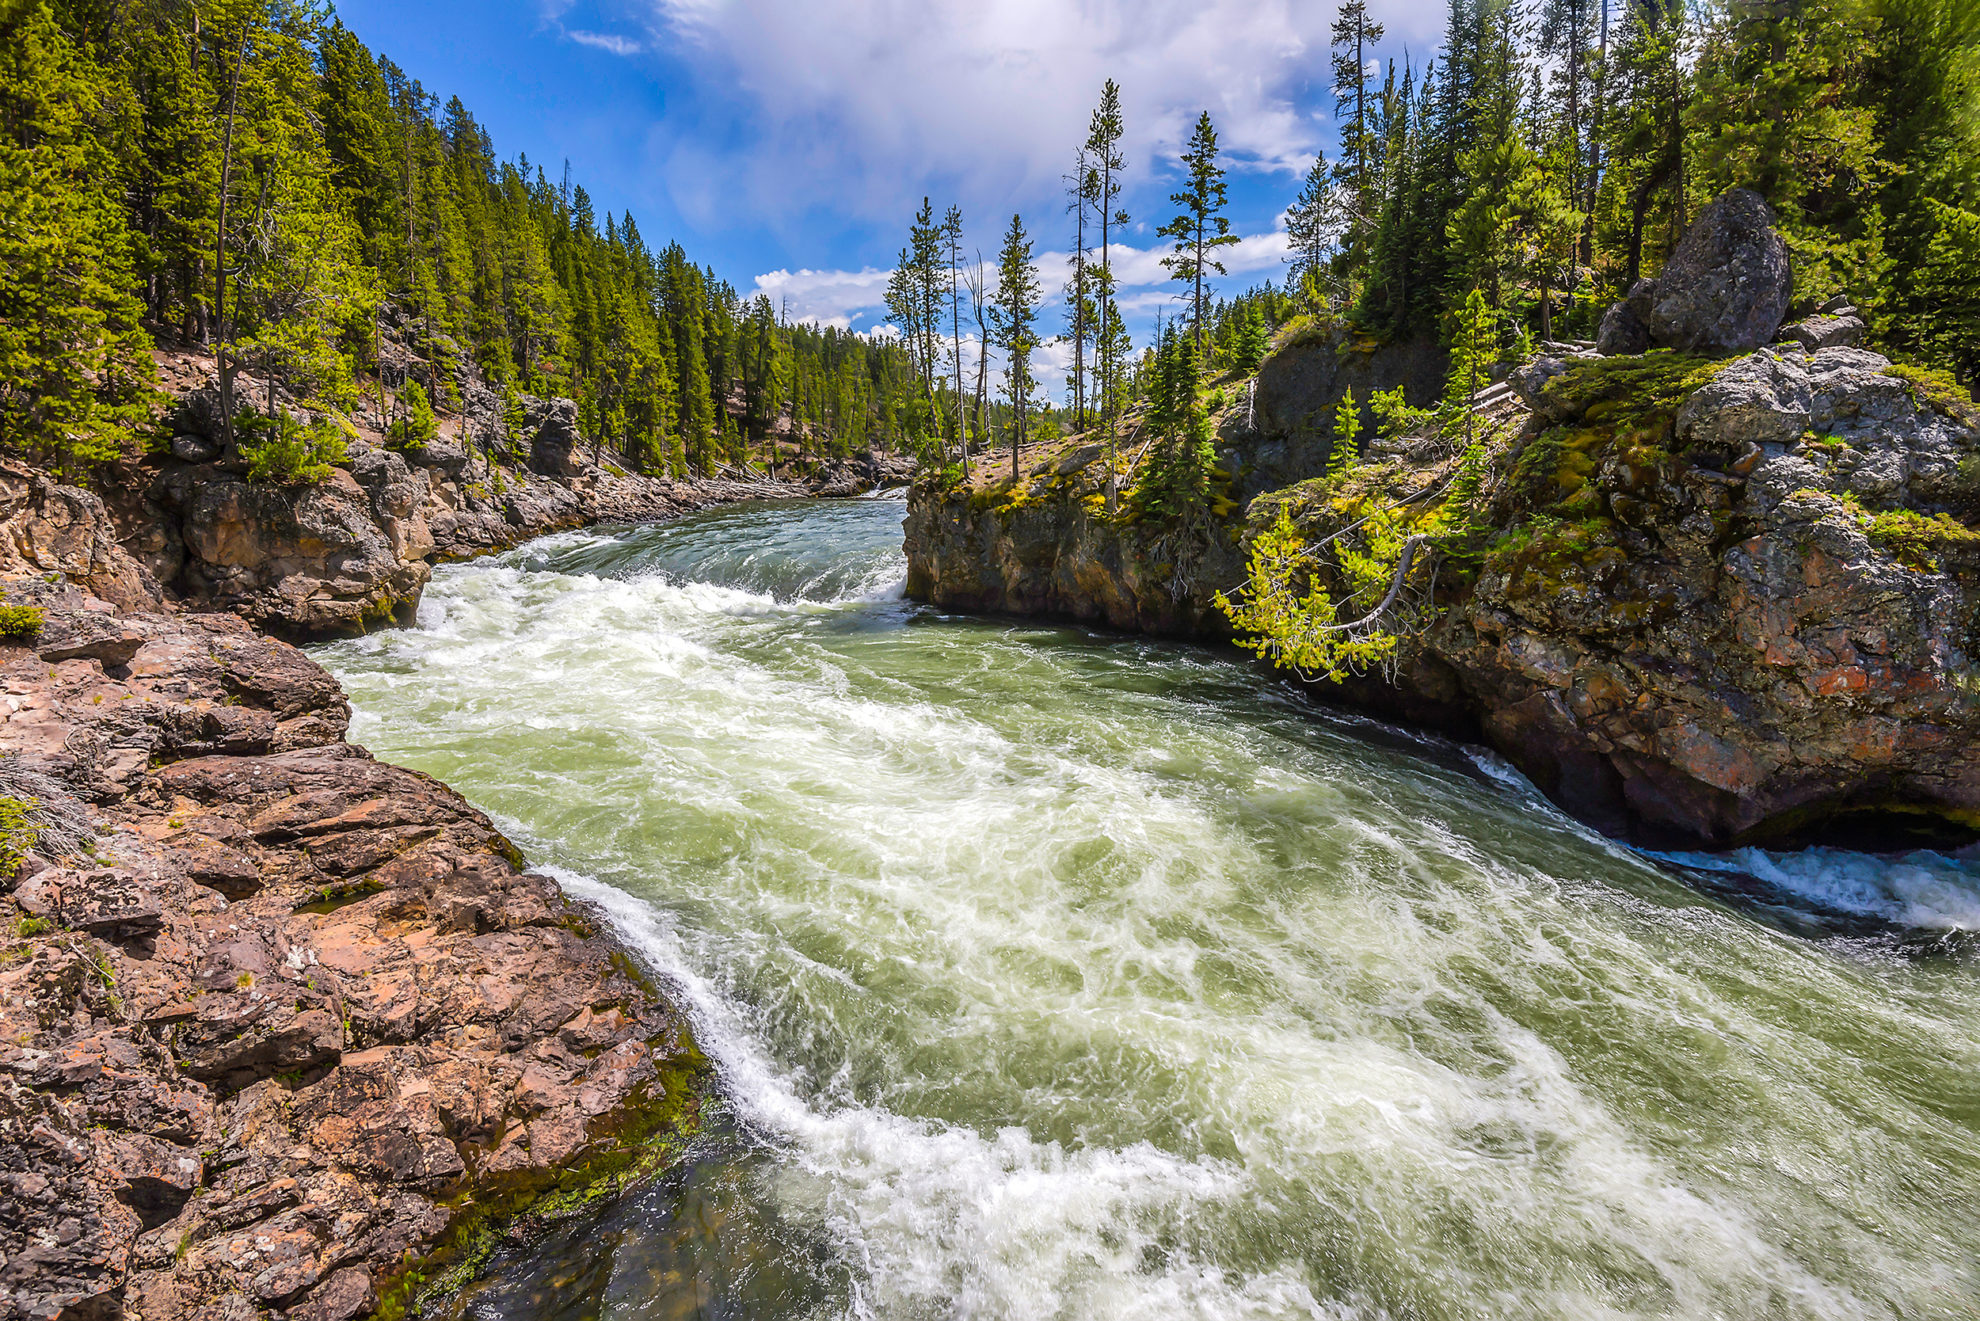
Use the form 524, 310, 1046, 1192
0, 4, 922, 480
0, 2, 158, 474
1440, 289, 1501, 447
1370, 385, 1431, 438
1231, 302, 1272, 372
989, 212, 1042, 478
1157, 113, 1241, 349
1866, 507, 1980, 570
0, 795, 40, 880
1884, 361, 1980, 425
1216, 506, 1403, 682
1284, 152, 1335, 301
0, 606, 44, 640
1518, 353, 1727, 436
1895, 209, 1980, 385
386, 379, 439, 450
238, 411, 349, 485
1328, 387, 1363, 477
1688, 0, 1890, 304
1284, 0, 1977, 377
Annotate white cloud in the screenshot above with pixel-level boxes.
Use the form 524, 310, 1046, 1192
567, 29, 644, 55
636, 0, 1442, 227
751, 266, 894, 329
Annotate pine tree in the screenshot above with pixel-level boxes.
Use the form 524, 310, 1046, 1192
1085, 80, 1128, 434
1869, 0, 1980, 361
944, 205, 969, 469
1689, 0, 1889, 302
1285, 150, 1335, 305
1233, 303, 1271, 372
1596, 0, 1688, 291
988, 213, 1040, 482
1330, 0, 1387, 281
1159, 113, 1241, 355
1065, 149, 1094, 432
1329, 386, 1363, 477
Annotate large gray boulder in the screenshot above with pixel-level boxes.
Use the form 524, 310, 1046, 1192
1600, 188, 1793, 357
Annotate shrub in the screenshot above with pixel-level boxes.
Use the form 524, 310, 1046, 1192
238, 411, 349, 485
387, 380, 439, 449
0, 606, 44, 641
0, 795, 40, 880
1370, 385, 1431, 438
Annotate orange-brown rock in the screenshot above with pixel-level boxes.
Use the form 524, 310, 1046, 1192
0, 584, 704, 1321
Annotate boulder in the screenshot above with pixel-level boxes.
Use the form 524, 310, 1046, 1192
1600, 188, 1793, 356
170, 433, 221, 464
1777, 313, 1867, 351
1675, 348, 1813, 450
1510, 356, 1576, 421
0, 467, 168, 611
36, 611, 148, 669
399, 431, 471, 480
1595, 295, 1653, 356
526, 397, 587, 478
148, 465, 430, 639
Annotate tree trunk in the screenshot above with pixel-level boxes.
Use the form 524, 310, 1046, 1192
212, 24, 249, 446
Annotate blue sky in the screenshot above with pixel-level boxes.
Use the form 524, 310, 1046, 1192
330, 0, 1444, 384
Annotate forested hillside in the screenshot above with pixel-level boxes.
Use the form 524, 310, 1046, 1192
0, 0, 929, 478
1284, 0, 1979, 375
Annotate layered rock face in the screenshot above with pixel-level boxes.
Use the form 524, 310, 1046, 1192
908, 337, 1980, 847
0, 566, 705, 1321
1243, 328, 1449, 497
905, 489, 1246, 638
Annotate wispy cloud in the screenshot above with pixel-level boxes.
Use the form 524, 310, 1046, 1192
567, 28, 644, 56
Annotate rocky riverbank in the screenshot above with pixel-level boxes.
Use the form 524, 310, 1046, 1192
109, 344, 913, 641
908, 195, 1980, 850
0, 479, 715, 1321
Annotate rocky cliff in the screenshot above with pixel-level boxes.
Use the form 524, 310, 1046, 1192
108, 346, 913, 642
0, 481, 709, 1321
907, 207, 1980, 847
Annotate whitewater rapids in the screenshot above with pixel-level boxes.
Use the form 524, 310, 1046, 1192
314, 497, 1980, 1321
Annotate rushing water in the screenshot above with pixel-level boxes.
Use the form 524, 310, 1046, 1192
314, 498, 1980, 1321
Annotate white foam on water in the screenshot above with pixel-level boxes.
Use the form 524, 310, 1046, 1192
1655, 846, 1980, 930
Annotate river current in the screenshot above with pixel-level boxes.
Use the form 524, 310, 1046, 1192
313, 497, 1980, 1321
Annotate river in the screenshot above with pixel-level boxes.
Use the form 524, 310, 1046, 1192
313, 497, 1980, 1321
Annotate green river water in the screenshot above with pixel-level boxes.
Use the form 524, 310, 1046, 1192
312, 497, 1980, 1321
